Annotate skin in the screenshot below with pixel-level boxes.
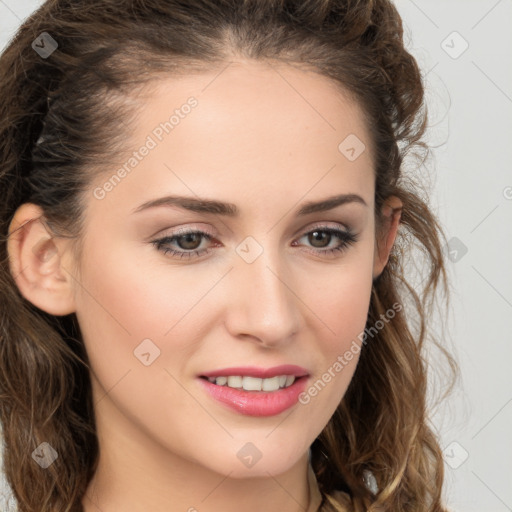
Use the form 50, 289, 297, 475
8, 59, 401, 512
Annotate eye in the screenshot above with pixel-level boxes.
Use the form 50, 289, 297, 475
151, 229, 216, 260
151, 225, 358, 260
292, 226, 358, 258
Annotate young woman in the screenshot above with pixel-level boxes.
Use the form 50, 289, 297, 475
0, 1, 455, 511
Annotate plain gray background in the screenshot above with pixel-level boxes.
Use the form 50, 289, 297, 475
1, 1, 511, 511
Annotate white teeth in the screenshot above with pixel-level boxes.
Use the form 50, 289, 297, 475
243, 376, 262, 391
262, 376, 280, 391
285, 375, 295, 387
207, 374, 297, 391
227, 376, 243, 388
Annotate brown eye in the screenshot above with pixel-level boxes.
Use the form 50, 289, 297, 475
175, 232, 203, 251
152, 230, 214, 259
308, 230, 332, 248
294, 227, 358, 258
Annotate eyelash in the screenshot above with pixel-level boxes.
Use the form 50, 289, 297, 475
151, 225, 358, 260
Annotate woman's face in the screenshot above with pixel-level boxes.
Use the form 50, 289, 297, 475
64, 60, 387, 477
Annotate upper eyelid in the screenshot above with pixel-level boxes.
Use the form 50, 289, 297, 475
154, 225, 354, 249
296, 221, 352, 235
156, 220, 353, 239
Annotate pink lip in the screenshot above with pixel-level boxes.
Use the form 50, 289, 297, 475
198, 375, 309, 417
199, 365, 309, 379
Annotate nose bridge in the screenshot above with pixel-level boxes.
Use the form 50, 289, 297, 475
225, 236, 300, 345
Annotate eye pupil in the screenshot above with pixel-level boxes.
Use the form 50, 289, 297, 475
309, 230, 331, 248
178, 233, 202, 250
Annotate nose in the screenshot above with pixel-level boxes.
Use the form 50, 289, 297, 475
223, 246, 301, 348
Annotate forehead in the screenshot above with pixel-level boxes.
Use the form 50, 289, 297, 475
139, 58, 372, 159
89, 59, 375, 218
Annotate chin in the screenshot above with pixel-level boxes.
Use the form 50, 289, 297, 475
192, 436, 309, 479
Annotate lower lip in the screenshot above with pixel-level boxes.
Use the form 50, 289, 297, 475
198, 377, 308, 417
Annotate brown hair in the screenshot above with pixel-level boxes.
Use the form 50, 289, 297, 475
0, 1, 456, 510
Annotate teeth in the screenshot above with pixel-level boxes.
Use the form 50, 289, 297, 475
261, 376, 280, 391
207, 375, 297, 391
227, 376, 243, 388
243, 376, 262, 391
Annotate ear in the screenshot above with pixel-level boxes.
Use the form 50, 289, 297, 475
372, 196, 403, 279
7, 203, 77, 316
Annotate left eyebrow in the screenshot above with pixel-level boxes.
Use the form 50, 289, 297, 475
297, 193, 367, 215
131, 193, 367, 216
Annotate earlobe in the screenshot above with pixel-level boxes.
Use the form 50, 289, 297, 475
372, 196, 403, 279
7, 203, 76, 315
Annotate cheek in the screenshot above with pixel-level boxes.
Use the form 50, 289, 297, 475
295, 272, 372, 432
298, 245, 374, 405
72, 244, 215, 451
309, 246, 375, 349
320, 267, 373, 331
73, 241, 209, 352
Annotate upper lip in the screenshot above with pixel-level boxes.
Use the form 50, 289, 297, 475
200, 365, 309, 379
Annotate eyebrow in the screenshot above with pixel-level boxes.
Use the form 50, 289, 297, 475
132, 193, 367, 216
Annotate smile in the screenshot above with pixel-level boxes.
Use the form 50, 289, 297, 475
202, 375, 296, 392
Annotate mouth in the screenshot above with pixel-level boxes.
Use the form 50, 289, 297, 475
199, 374, 305, 392
197, 365, 310, 416
198, 364, 309, 392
